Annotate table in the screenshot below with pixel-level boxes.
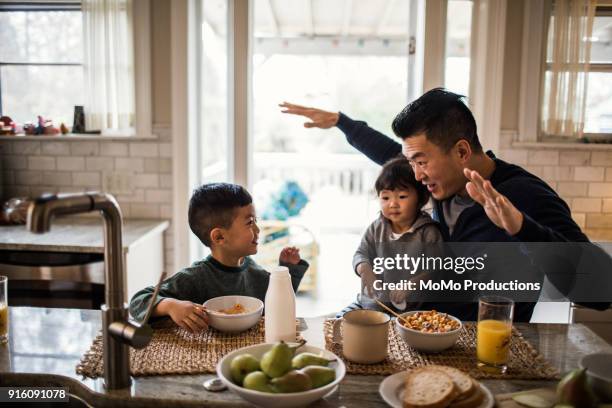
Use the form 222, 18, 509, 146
1, 307, 610, 407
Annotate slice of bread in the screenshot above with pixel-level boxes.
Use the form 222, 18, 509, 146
448, 384, 484, 408
403, 368, 457, 408
427, 366, 476, 401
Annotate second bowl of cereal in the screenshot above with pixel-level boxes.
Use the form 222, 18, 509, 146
204, 295, 263, 333
396, 310, 462, 353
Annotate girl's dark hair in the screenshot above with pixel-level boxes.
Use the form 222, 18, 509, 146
374, 156, 430, 209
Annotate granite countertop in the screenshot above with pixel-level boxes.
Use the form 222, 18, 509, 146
1, 307, 611, 407
0, 218, 169, 253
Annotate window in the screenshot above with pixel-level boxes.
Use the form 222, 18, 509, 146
541, 5, 612, 138
444, 0, 473, 97
584, 9, 612, 134
0, 2, 83, 127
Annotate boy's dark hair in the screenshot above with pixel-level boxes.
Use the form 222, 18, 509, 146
188, 183, 252, 247
375, 156, 430, 209
391, 88, 482, 153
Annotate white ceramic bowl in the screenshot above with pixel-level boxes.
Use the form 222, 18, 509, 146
203, 295, 263, 333
217, 343, 346, 408
395, 311, 462, 353
579, 352, 612, 402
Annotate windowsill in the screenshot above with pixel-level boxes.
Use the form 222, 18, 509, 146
513, 136, 612, 151
0, 133, 158, 141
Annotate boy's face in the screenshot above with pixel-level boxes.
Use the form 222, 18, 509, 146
220, 204, 260, 257
379, 188, 419, 226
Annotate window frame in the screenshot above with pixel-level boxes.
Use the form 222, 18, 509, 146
519, 1, 612, 143
0, 2, 83, 118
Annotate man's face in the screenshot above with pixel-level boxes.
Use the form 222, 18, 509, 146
222, 204, 260, 256
402, 134, 466, 200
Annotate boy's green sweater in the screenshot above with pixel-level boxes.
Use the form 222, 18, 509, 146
129, 255, 309, 321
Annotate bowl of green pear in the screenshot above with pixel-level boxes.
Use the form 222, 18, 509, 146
217, 340, 346, 407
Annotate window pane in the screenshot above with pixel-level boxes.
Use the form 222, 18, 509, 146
1, 65, 84, 125
585, 72, 612, 133
0, 11, 82, 63
199, 0, 230, 183
590, 16, 612, 64
445, 0, 472, 96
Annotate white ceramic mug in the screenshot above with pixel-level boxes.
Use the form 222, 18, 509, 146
332, 309, 390, 364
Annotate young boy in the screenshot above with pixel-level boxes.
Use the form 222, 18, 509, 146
129, 183, 309, 333
341, 157, 443, 315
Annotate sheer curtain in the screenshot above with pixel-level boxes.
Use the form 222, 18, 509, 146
82, 0, 135, 134
542, 0, 597, 138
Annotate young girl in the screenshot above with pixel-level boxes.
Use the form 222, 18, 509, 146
340, 156, 443, 315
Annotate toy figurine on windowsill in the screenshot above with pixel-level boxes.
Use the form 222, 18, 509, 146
0, 116, 16, 135
23, 116, 61, 135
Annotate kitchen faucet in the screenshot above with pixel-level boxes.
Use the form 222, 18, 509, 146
27, 192, 164, 390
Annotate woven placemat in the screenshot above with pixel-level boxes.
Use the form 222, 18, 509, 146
323, 319, 559, 380
76, 318, 302, 378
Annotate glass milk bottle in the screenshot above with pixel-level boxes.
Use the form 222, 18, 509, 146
265, 266, 296, 343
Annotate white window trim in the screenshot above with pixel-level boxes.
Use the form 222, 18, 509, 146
133, 0, 153, 139
469, 0, 507, 152
422, 0, 447, 92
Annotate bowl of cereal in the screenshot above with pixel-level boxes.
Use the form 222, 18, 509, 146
395, 310, 462, 353
203, 295, 263, 333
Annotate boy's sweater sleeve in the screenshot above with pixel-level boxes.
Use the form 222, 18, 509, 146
336, 113, 402, 166
129, 270, 200, 321
280, 260, 309, 293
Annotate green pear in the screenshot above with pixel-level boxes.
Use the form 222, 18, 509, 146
260, 341, 294, 378
243, 371, 274, 393
270, 369, 313, 393
230, 353, 260, 385
292, 352, 336, 369
300, 366, 336, 388
557, 368, 598, 408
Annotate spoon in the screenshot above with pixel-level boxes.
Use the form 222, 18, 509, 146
374, 298, 410, 326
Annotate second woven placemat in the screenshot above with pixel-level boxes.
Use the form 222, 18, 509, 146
323, 319, 559, 380
76, 318, 302, 378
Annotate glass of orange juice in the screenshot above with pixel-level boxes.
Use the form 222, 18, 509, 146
0, 276, 7, 344
477, 295, 513, 374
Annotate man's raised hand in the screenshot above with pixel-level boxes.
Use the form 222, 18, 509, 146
279, 102, 339, 129
464, 168, 524, 236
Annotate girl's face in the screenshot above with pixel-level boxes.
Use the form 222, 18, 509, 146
378, 188, 420, 227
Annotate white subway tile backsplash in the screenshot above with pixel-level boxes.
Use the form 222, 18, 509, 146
12, 141, 40, 155
28, 156, 56, 170
160, 204, 172, 218
72, 172, 101, 187
144, 158, 172, 173
41, 142, 70, 156
572, 212, 586, 229
574, 167, 605, 182
586, 213, 612, 228
129, 142, 159, 157
0, 141, 11, 155
42, 171, 72, 187
133, 174, 159, 188
591, 152, 612, 166
2, 171, 14, 185
571, 198, 602, 213
15, 170, 42, 185
70, 141, 100, 156
130, 203, 161, 218
160, 174, 172, 188
56, 156, 85, 171
5, 156, 27, 170
115, 157, 145, 172
100, 142, 129, 157
588, 182, 612, 198
498, 149, 528, 165
145, 189, 172, 203
557, 182, 588, 197
542, 166, 573, 182
86, 157, 115, 171
528, 151, 559, 165
560, 151, 590, 166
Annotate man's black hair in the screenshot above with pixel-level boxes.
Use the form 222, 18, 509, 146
375, 156, 430, 209
188, 183, 252, 247
391, 88, 482, 153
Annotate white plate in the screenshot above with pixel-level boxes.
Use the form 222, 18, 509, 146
379, 371, 494, 408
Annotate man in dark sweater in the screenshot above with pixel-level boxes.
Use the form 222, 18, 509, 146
280, 88, 610, 321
